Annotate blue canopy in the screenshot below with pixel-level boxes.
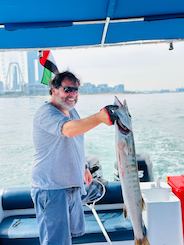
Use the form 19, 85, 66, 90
0, 0, 184, 49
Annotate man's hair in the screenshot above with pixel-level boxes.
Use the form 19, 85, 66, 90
49, 71, 80, 95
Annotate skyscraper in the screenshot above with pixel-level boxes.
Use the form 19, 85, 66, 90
0, 51, 26, 91
26, 50, 48, 95
12, 65, 20, 91
27, 51, 38, 84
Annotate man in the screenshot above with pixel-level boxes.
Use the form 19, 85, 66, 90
31, 71, 118, 245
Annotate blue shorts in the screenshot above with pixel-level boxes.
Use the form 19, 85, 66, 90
31, 187, 85, 245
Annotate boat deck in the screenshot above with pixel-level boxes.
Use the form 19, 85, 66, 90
0, 209, 135, 244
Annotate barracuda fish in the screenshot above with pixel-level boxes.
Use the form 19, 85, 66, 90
114, 96, 150, 245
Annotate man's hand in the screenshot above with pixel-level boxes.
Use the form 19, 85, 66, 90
84, 168, 93, 186
100, 105, 119, 125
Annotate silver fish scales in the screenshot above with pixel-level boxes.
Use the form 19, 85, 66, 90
114, 96, 150, 245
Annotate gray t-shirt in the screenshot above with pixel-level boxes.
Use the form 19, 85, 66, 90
32, 102, 86, 194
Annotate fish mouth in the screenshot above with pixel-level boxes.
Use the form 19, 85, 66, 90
117, 119, 130, 135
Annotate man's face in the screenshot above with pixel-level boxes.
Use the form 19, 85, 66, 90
52, 79, 79, 110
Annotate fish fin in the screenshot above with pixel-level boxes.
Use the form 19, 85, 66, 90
141, 197, 145, 210
135, 237, 150, 245
122, 204, 128, 218
114, 96, 123, 107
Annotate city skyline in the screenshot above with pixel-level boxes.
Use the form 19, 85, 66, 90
0, 41, 184, 92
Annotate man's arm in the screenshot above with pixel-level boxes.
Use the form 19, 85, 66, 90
62, 109, 111, 137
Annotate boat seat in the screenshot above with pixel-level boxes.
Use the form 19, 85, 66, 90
2, 187, 34, 210
1, 181, 123, 211
0, 210, 134, 245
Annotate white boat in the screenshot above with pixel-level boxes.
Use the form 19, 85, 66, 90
0, 1, 184, 244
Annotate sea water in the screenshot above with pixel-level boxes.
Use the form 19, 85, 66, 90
0, 93, 184, 187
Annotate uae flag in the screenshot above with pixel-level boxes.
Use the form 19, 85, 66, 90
39, 50, 59, 85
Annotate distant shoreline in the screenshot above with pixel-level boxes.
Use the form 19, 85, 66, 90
0, 90, 183, 98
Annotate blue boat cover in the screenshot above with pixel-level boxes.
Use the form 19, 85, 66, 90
0, 0, 184, 49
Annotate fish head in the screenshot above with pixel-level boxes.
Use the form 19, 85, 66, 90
114, 96, 132, 134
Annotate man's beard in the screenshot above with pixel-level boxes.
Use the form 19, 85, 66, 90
56, 97, 77, 111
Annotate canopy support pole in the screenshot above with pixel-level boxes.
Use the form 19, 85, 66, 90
101, 17, 110, 47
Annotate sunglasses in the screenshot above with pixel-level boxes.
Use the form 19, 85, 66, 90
61, 86, 79, 93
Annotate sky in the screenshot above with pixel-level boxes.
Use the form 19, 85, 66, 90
52, 42, 184, 91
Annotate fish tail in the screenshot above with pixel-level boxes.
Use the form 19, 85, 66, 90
135, 236, 150, 245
